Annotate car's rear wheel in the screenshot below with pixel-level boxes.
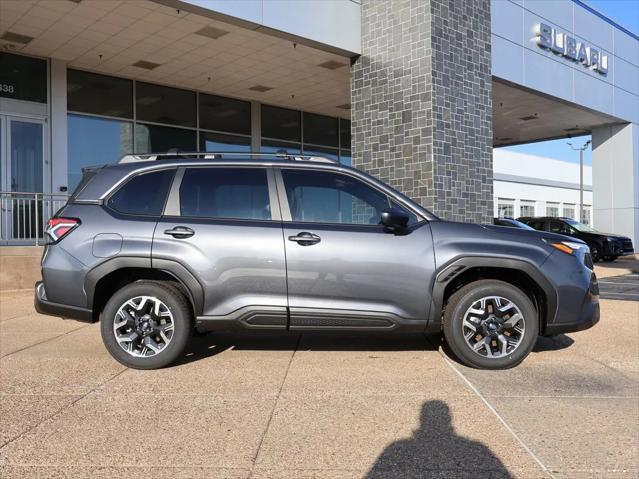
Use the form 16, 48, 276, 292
443, 280, 538, 369
100, 281, 192, 369
590, 245, 600, 262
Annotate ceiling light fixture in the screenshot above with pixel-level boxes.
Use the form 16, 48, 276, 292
318, 60, 348, 70
248, 85, 273, 92
195, 26, 229, 40
0, 31, 34, 44
132, 60, 161, 70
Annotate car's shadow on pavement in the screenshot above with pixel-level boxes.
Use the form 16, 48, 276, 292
429, 333, 575, 369
175, 330, 574, 367
175, 331, 439, 366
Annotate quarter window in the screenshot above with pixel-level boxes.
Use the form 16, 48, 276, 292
107, 169, 175, 216
179, 168, 271, 220
281, 169, 415, 225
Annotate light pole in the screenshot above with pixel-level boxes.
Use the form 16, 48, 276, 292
567, 139, 591, 223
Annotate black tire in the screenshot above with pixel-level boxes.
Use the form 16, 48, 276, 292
590, 245, 600, 262
443, 280, 539, 370
100, 281, 192, 369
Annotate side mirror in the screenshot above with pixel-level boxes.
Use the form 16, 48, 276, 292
380, 208, 410, 231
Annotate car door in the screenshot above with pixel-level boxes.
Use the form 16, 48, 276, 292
153, 165, 288, 328
276, 167, 435, 330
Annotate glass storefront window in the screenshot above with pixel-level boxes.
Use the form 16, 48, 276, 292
520, 201, 535, 217
0, 53, 47, 103
303, 146, 339, 162
200, 132, 251, 152
497, 198, 514, 218
136, 82, 196, 127
261, 105, 301, 142
546, 203, 560, 217
260, 140, 301, 155
340, 150, 352, 166
562, 204, 575, 219
67, 70, 133, 118
303, 112, 338, 147
134, 123, 196, 154
340, 119, 351, 150
68, 114, 133, 190
199, 93, 251, 135
581, 206, 592, 225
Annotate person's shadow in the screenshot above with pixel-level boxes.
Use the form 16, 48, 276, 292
365, 400, 513, 478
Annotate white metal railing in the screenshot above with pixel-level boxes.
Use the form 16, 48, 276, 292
0, 192, 70, 246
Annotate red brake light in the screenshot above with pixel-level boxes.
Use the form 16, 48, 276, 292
47, 217, 79, 242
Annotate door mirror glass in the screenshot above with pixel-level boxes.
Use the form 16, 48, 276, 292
380, 208, 409, 230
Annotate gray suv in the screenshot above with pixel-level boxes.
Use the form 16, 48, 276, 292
35, 153, 600, 370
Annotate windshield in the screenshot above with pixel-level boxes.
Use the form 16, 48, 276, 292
565, 219, 597, 233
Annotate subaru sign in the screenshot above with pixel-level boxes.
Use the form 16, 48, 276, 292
535, 23, 609, 76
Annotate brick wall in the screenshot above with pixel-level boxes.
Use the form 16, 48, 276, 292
352, 0, 493, 223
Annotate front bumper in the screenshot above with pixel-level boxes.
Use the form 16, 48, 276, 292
35, 281, 94, 322
544, 272, 600, 335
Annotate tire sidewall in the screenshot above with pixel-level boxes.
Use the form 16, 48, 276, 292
100, 281, 192, 369
444, 281, 539, 369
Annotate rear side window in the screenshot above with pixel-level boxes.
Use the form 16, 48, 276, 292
107, 169, 175, 216
179, 167, 271, 220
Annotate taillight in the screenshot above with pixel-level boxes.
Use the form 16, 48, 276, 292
46, 217, 80, 243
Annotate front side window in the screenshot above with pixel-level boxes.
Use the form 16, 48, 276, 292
528, 221, 546, 231
281, 169, 415, 225
179, 168, 271, 220
108, 169, 175, 216
549, 221, 572, 234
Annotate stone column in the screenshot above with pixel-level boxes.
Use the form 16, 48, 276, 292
352, 0, 493, 223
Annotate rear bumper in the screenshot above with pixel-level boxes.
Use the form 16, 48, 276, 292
34, 281, 94, 322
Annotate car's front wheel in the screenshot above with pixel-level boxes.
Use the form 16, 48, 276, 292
100, 281, 192, 369
443, 280, 538, 369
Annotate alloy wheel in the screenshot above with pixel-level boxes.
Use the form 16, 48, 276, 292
461, 296, 525, 358
113, 296, 174, 358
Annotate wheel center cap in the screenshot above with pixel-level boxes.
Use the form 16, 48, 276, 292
488, 323, 497, 331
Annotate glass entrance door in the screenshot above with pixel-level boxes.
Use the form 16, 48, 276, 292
0, 115, 47, 241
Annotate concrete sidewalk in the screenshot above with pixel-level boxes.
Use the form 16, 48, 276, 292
0, 290, 637, 478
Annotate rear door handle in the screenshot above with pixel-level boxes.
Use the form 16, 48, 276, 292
164, 226, 194, 238
288, 232, 321, 246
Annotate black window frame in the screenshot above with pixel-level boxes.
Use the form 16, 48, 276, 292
175, 166, 275, 222
105, 168, 176, 217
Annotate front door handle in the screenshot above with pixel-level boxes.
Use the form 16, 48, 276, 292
164, 226, 195, 239
288, 232, 321, 246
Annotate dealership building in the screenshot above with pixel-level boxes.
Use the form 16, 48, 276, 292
0, 0, 637, 244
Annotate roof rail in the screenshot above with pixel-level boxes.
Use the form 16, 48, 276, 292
117, 151, 338, 165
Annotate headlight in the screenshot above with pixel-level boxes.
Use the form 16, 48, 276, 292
606, 237, 617, 242
548, 241, 587, 255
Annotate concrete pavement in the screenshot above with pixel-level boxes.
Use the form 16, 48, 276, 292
1, 272, 637, 478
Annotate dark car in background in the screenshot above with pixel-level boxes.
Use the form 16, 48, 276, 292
518, 216, 634, 262
493, 218, 535, 230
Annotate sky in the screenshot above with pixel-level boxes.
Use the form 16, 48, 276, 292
502, 0, 639, 166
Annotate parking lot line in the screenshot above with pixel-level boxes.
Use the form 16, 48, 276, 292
438, 350, 554, 479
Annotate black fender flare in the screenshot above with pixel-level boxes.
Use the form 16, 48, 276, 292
428, 255, 558, 327
84, 256, 205, 315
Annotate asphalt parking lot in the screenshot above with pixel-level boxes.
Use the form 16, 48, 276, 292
1, 261, 638, 478
599, 273, 639, 302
